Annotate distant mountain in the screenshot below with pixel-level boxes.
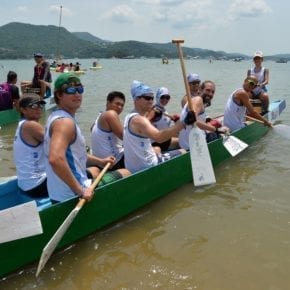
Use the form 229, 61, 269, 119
72, 32, 110, 44
0, 22, 286, 61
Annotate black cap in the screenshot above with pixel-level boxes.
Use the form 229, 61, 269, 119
34, 52, 43, 58
19, 96, 46, 108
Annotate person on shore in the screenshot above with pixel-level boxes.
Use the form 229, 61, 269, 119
147, 87, 180, 151
91, 91, 126, 170
0, 71, 20, 111
181, 73, 201, 107
223, 76, 272, 132
179, 80, 229, 150
44, 73, 130, 203
13, 95, 48, 198
247, 51, 269, 115
123, 80, 196, 173
21, 53, 52, 99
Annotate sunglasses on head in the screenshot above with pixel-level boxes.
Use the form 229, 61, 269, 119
247, 80, 258, 87
28, 103, 44, 109
160, 94, 170, 100
63, 86, 84, 95
140, 95, 154, 101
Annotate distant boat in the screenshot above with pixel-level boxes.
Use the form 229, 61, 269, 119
276, 58, 287, 63
162, 57, 169, 64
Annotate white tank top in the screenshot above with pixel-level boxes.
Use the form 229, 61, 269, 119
223, 89, 247, 132
250, 67, 265, 95
178, 104, 206, 150
13, 119, 46, 190
91, 112, 124, 164
44, 109, 89, 202
123, 112, 158, 173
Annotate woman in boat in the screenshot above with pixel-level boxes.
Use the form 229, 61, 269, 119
44, 73, 130, 203
247, 51, 270, 115
91, 91, 126, 170
13, 95, 48, 198
180, 73, 201, 107
223, 76, 272, 132
147, 87, 180, 151
123, 81, 196, 174
179, 80, 229, 149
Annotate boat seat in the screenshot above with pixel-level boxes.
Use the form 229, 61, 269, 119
18, 190, 52, 211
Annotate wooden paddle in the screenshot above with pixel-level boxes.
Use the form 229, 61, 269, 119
246, 115, 290, 140
0, 200, 43, 244
36, 162, 111, 277
172, 39, 216, 186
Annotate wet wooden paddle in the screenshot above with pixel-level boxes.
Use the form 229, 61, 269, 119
172, 39, 216, 186
36, 163, 111, 277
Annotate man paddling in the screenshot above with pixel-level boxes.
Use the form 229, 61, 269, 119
223, 75, 272, 132
123, 80, 196, 173
44, 73, 130, 203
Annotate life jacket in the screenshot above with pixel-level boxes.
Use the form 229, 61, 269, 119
0, 82, 13, 111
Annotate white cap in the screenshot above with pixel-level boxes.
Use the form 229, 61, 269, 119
187, 73, 200, 83
253, 51, 263, 59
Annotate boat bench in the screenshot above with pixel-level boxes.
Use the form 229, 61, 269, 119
0, 177, 51, 211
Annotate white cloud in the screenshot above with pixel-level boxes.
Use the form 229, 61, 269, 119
101, 5, 138, 23
16, 6, 28, 13
228, 0, 272, 20
49, 5, 74, 17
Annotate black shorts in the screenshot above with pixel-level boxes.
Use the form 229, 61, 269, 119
21, 178, 49, 198
152, 139, 171, 152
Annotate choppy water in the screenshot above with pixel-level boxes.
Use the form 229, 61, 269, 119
1, 58, 290, 290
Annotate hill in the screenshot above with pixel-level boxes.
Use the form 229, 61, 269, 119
0, 22, 270, 60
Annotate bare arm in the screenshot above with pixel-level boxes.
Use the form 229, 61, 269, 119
238, 91, 271, 126
21, 121, 44, 145
102, 110, 124, 139
131, 115, 184, 143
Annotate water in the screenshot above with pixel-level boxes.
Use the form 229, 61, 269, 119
1, 58, 290, 290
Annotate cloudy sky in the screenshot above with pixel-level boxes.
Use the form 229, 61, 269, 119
1, 0, 288, 55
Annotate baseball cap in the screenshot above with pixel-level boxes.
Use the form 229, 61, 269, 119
187, 73, 200, 83
253, 51, 263, 59
33, 52, 43, 58
19, 95, 46, 108
54, 73, 81, 90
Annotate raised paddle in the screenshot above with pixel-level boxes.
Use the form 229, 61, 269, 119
0, 200, 43, 244
36, 162, 111, 277
172, 39, 216, 186
246, 115, 290, 140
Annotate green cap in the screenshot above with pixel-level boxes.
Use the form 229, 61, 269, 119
54, 73, 81, 90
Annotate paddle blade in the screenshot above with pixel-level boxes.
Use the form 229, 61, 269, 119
189, 127, 216, 186
273, 124, 290, 140
36, 202, 83, 277
0, 201, 43, 244
222, 135, 248, 157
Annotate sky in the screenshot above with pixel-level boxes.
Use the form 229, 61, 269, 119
1, 0, 289, 55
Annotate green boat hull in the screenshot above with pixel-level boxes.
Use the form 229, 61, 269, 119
0, 109, 20, 126
0, 100, 286, 278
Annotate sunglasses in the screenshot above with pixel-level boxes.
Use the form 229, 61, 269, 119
160, 95, 170, 100
190, 81, 200, 85
28, 103, 44, 109
247, 80, 258, 87
63, 86, 84, 95
140, 95, 154, 101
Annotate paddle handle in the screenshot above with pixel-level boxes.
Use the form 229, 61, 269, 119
77, 162, 111, 208
246, 115, 265, 124
172, 39, 193, 111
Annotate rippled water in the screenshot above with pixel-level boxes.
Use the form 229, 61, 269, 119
1, 58, 290, 289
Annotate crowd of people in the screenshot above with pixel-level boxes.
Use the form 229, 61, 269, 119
1, 50, 273, 204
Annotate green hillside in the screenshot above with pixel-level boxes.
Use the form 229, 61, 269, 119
2, 22, 283, 60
